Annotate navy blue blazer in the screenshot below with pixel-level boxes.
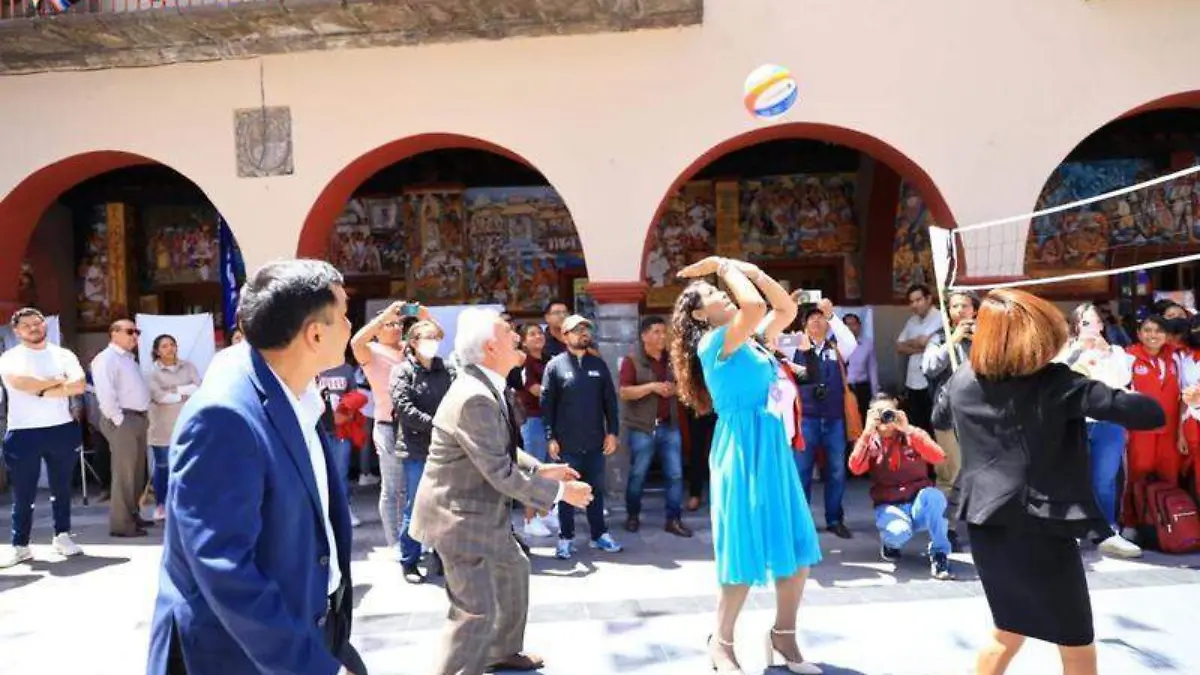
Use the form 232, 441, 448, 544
146, 343, 354, 675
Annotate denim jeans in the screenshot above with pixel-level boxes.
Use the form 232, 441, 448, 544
374, 422, 403, 550
521, 417, 549, 463
328, 436, 352, 493
625, 425, 684, 520
151, 445, 170, 507
794, 416, 847, 526
2, 422, 80, 546
399, 458, 426, 565
874, 487, 950, 555
1087, 420, 1126, 530
558, 449, 607, 541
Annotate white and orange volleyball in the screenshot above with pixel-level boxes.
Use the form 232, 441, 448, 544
743, 64, 798, 120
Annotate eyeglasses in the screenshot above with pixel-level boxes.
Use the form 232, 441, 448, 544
119, 328, 141, 336
382, 321, 402, 329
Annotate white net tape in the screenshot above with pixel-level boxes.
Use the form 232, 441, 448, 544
931, 163, 1200, 292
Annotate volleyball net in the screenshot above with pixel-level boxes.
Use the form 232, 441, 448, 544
930, 163, 1200, 295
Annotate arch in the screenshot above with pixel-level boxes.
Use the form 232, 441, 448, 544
638, 122, 956, 280
298, 133, 539, 258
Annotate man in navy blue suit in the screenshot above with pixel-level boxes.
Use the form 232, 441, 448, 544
147, 259, 367, 675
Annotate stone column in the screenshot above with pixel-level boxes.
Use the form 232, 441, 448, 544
586, 281, 647, 513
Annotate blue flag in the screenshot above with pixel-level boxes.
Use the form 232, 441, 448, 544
218, 216, 242, 335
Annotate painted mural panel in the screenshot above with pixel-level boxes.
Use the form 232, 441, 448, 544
463, 186, 584, 312
404, 188, 466, 305
644, 181, 717, 308
892, 180, 936, 297
329, 197, 407, 277
142, 205, 221, 286
78, 205, 112, 330
738, 174, 857, 257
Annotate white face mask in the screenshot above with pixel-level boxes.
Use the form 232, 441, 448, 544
416, 339, 440, 360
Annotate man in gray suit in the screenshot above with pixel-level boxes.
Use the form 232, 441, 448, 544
411, 307, 594, 675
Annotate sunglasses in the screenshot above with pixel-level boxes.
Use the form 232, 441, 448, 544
119, 328, 141, 336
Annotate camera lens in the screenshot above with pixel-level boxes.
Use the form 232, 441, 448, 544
880, 409, 897, 424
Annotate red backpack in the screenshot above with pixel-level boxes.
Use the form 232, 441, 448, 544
1132, 477, 1200, 554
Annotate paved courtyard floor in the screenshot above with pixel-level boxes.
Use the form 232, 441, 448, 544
2, 480, 1199, 674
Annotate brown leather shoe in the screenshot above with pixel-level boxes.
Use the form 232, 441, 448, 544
624, 515, 640, 533
486, 652, 544, 672
110, 528, 148, 538
665, 519, 693, 538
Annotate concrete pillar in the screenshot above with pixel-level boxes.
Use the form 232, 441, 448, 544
586, 281, 647, 512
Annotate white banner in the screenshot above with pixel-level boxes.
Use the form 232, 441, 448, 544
929, 225, 954, 291
134, 313, 217, 377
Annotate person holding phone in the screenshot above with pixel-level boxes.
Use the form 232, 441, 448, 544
849, 392, 952, 579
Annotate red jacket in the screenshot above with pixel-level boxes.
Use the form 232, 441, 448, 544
335, 389, 368, 448
849, 427, 944, 506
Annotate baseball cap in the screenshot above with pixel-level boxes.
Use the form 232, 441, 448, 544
562, 315, 594, 333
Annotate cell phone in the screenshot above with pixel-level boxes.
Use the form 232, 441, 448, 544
797, 289, 823, 304
400, 302, 421, 317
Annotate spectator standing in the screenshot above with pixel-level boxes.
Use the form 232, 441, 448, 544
842, 313, 878, 426
542, 300, 569, 359
318, 359, 363, 528
895, 283, 944, 434
541, 315, 623, 560
515, 323, 558, 538
147, 334, 202, 522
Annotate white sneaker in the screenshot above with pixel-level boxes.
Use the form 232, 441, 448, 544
358, 475, 380, 487
0, 546, 32, 568
523, 518, 552, 538
539, 513, 560, 533
349, 512, 363, 528
1098, 533, 1142, 559
52, 533, 83, 557
1120, 527, 1140, 543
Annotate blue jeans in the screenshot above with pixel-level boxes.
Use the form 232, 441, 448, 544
874, 487, 950, 555
794, 417, 847, 526
328, 436, 352, 493
625, 425, 684, 520
521, 417, 549, 463
2, 422, 79, 546
1088, 420, 1126, 529
399, 458, 426, 565
558, 449, 607, 541
151, 445, 170, 507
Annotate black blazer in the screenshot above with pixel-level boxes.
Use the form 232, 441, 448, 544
947, 362, 1164, 537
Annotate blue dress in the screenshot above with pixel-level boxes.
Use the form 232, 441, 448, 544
699, 325, 822, 586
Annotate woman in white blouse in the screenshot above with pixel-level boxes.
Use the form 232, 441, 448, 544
147, 334, 201, 521
1062, 304, 1141, 558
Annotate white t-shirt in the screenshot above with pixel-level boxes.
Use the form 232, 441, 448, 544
897, 309, 944, 390
0, 344, 85, 431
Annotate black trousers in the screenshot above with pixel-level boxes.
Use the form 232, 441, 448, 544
849, 382, 871, 429
686, 411, 716, 499
903, 387, 934, 436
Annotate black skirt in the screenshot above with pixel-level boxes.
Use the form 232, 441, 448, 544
967, 523, 1094, 646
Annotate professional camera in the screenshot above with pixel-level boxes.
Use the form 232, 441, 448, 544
880, 408, 897, 424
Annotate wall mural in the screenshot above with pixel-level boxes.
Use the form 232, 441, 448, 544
78, 205, 112, 330
329, 185, 586, 312
892, 180, 936, 297
644, 174, 863, 308
1023, 159, 1199, 294
142, 205, 222, 286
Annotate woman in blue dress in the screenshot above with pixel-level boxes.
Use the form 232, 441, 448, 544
669, 256, 823, 675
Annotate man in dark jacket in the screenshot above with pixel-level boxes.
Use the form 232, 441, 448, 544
389, 320, 454, 583
541, 315, 622, 560
921, 289, 977, 551
848, 392, 951, 580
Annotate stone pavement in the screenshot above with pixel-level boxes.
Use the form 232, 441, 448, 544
2, 480, 1200, 674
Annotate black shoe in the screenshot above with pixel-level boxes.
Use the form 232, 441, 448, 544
665, 519, 693, 538
880, 545, 901, 563
930, 552, 953, 580
402, 563, 425, 584
826, 523, 852, 539
625, 515, 641, 533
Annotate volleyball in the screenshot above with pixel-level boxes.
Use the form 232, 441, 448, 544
743, 64, 798, 120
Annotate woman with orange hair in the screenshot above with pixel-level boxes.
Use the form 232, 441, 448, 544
946, 289, 1164, 675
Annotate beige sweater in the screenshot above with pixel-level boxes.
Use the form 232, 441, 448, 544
148, 360, 202, 446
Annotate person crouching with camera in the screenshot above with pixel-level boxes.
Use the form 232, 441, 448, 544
848, 392, 953, 580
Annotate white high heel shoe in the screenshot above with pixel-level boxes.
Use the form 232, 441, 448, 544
707, 634, 745, 674
765, 628, 822, 674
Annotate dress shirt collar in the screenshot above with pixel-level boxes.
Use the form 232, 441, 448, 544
268, 367, 325, 432
475, 364, 510, 393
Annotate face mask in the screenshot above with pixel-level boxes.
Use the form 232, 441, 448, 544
416, 339, 440, 360
1078, 321, 1102, 340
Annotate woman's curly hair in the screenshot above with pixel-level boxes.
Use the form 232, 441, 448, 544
669, 281, 714, 414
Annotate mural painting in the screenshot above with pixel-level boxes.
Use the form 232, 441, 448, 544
404, 188, 467, 305
644, 181, 717, 308
142, 205, 221, 286
892, 180, 936, 297
464, 186, 584, 313
329, 197, 407, 278
78, 205, 112, 329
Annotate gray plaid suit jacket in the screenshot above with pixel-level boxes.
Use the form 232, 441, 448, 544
410, 364, 559, 556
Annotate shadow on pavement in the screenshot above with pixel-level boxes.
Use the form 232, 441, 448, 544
26, 553, 130, 577
0, 573, 39, 594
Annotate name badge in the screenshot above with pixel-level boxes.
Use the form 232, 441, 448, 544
588, 370, 601, 377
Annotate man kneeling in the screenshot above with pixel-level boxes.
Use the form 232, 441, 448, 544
849, 392, 953, 580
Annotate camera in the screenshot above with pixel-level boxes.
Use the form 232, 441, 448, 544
400, 302, 421, 317
813, 384, 829, 401
880, 409, 897, 424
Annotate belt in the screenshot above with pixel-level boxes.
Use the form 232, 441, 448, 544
121, 409, 147, 416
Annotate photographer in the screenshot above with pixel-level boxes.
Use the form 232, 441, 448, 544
921, 289, 978, 551
849, 392, 953, 580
